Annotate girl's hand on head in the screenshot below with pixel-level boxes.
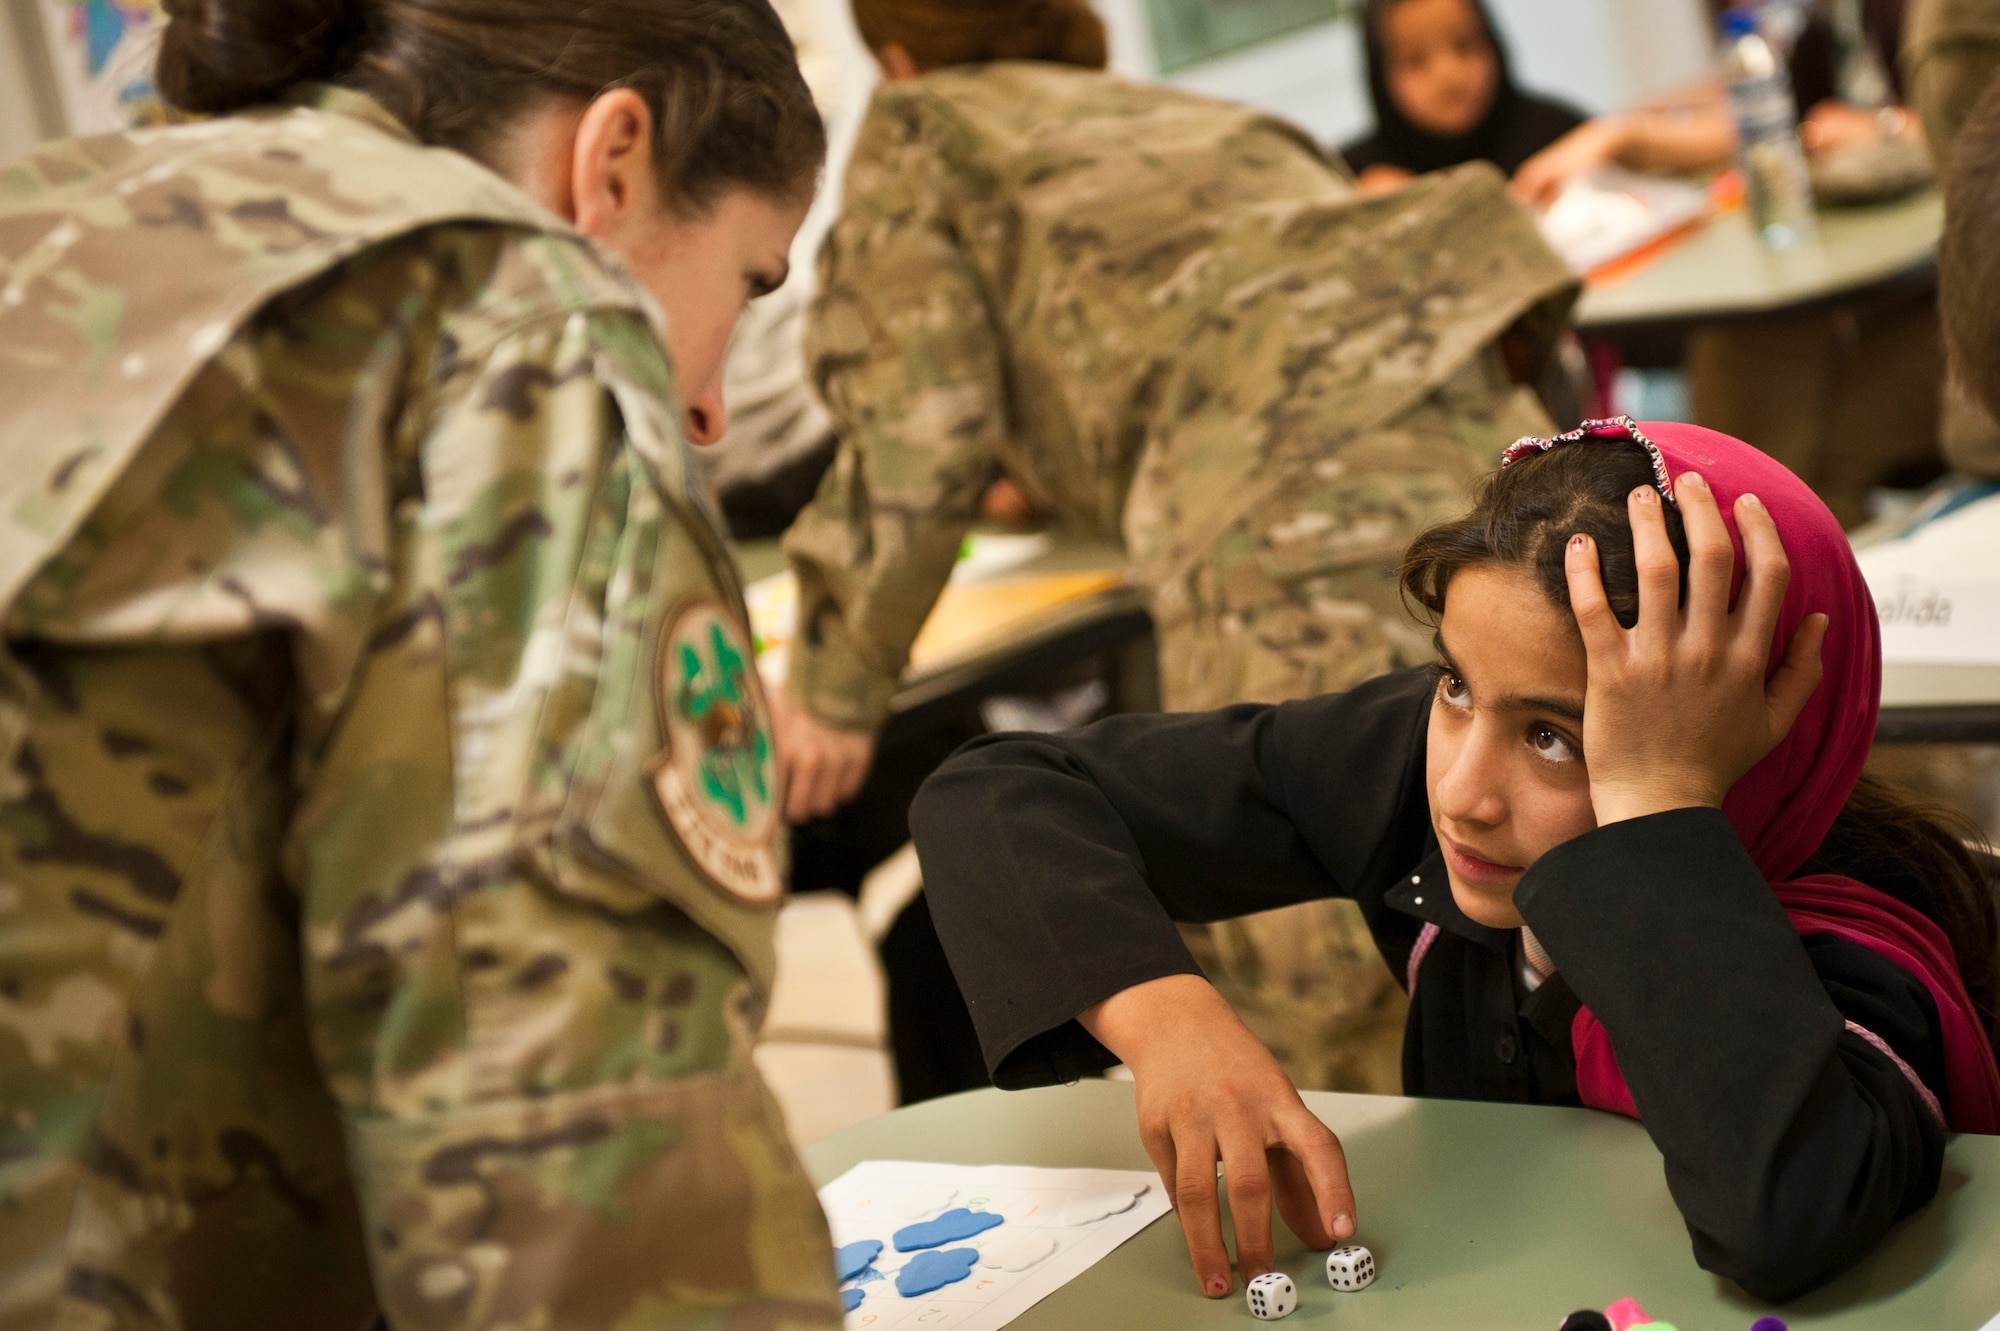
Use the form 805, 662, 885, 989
1079, 975, 1357, 1299
1564, 474, 1830, 827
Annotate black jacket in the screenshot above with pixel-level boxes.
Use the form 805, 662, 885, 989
911, 667, 1949, 1302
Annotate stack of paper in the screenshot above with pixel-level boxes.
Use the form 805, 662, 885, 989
1539, 169, 1712, 275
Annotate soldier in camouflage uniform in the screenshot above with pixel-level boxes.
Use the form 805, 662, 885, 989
1908, 0, 2000, 159
1906, 0, 2000, 477
781, 19, 1577, 1094
0, 1, 842, 1325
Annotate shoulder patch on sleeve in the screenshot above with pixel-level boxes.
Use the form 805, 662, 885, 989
648, 597, 783, 906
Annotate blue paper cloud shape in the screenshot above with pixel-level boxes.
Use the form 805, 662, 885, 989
834, 1239, 883, 1282
895, 1247, 982, 1297
841, 1287, 865, 1312
892, 1207, 1004, 1252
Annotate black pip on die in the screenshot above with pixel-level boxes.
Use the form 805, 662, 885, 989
1246, 1272, 1298, 1320
1326, 1245, 1376, 1290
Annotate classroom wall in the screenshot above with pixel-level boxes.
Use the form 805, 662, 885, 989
1488, 0, 1715, 116
0, 0, 1720, 199
1094, 0, 1718, 147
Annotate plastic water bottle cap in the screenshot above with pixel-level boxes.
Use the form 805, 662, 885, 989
1720, 8, 1758, 37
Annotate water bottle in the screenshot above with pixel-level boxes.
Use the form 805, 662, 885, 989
1720, 7, 1819, 249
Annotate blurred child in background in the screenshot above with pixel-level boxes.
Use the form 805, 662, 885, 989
1340, 0, 1587, 189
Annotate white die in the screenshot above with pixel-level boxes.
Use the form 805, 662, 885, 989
1325, 1244, 1376, 1290
1245, 1272, 1297, 1320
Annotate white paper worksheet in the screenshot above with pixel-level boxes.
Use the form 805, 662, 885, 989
818, 1160, 1172, 1330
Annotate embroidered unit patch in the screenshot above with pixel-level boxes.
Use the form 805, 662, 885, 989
650, 597, 783, 906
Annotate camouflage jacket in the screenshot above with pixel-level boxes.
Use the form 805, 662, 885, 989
1906, 0, 2000, 155
1905, 0, 2000, 477
0, 88, 837, 1330
782, 62, 1577, 731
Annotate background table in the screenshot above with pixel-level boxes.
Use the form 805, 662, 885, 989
732, 534, 1154, 729
1575, 190, 1943, 335
1878, 663, 2000, 744
804, 1081, 2000, 1330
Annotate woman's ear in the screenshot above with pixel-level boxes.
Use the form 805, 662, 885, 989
876, 41, 921, 82
571, 87, 661, 239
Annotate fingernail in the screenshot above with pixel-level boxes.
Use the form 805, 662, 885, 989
1680, 472, 1708, 494
1741, 492, 1763, 510
1569, 534, 1587, 551
1334, 1213, 1355, 1239
1206, 1275, 1230, 1297
1632, 486, 1657, 505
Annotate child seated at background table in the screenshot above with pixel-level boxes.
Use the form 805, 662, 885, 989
911, 416, 2000, 1304
1338, 0, 1588, 189
1340, 0, 1739, 204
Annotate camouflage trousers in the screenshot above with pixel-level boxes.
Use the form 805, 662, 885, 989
1146, 358, 1553, 1094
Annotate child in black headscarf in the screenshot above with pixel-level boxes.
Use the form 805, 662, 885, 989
1340, 0, 1587, 190
1341, 0, 1745, 209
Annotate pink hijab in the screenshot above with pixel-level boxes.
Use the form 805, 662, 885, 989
1499, 418, 2000, 1135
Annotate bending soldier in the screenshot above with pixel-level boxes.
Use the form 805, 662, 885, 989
1907, 0, 2000, 476
776, 0, 1578, 1093
0, 1, 841, 1326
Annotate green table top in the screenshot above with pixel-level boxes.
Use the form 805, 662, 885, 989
802, 1081, 2000, 1330
1574, 190, 1942, 331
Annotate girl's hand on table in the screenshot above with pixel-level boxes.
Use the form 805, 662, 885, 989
1801, 99, 1913, 155
1354, 163, 1415, 195
1564, 473, 1829, 828
1510, 116, 1628, 210
1079, 974, 1357, 1298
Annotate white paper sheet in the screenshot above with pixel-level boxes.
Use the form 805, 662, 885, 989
1537, 169, 1710, 273
818, 1160, 1171, 1330
1856, 490, 2000, 666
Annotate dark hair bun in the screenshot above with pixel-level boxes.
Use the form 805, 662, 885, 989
157, 0, 369, 114
853, 0, 1108, 72
1006, 0, 1108, 67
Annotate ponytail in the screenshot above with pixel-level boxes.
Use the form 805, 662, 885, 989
851, 0, 1109, 72
157, 0, 369, 114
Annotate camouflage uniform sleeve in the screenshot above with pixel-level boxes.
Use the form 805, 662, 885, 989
1904, 0, 2000, 478
782, 95, 1011, 732
1904, 0, 2000, 158
301, 295, 838, 1328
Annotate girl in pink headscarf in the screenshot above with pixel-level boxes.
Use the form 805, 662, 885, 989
909, 417, 2000, 1304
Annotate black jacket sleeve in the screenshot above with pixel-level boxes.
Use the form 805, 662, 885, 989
1516, 809, 1948, 1302
911, 667, 1436, 1088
